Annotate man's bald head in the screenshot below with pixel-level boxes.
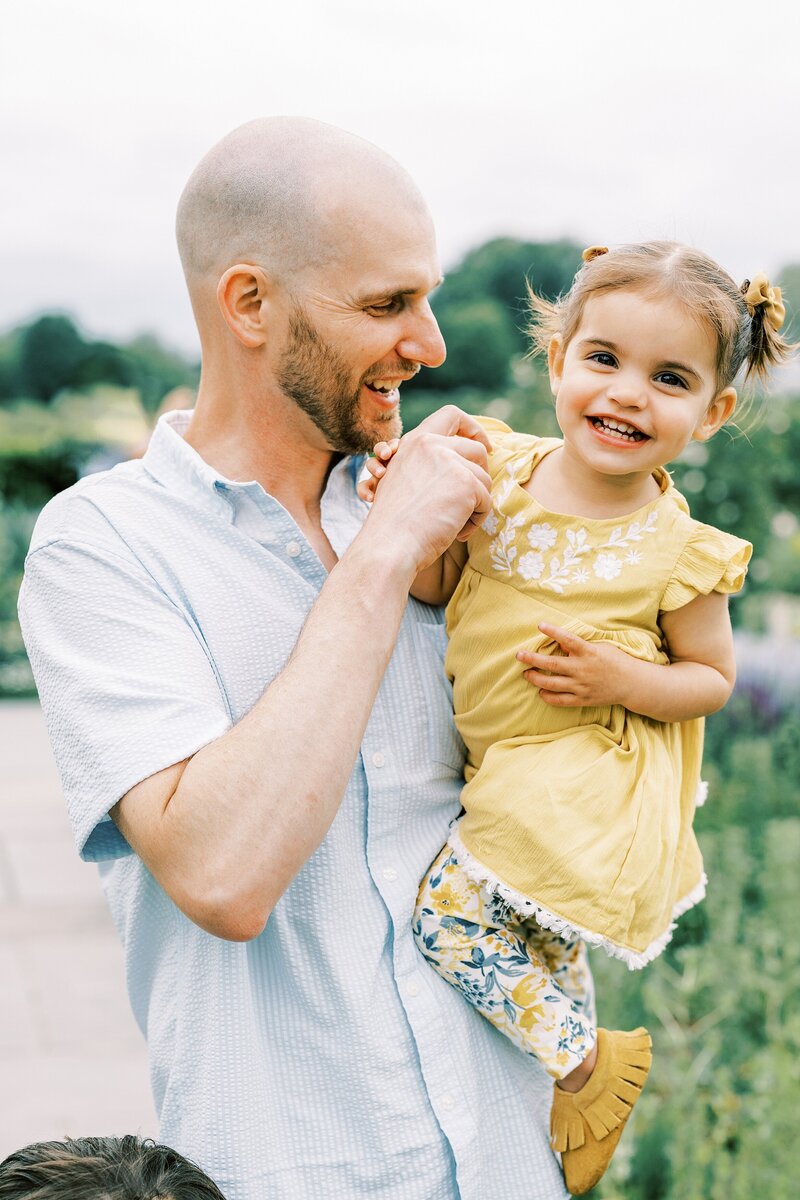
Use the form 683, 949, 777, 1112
176, 116, 429, 294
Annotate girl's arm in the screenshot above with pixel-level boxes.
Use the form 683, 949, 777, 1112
409, 539, 468, 606
517, 590, 736, 723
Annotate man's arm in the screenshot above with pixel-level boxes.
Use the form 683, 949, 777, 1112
112, 407, 492, 941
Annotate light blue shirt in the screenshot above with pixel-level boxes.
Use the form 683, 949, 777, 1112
19, 411, 567, 1200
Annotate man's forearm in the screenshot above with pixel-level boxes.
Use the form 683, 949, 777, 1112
120, 535, 415, 940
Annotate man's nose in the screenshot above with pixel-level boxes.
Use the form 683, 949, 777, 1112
397, 303, 446, 369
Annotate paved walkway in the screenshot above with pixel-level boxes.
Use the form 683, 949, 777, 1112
0, 701, 157, 1159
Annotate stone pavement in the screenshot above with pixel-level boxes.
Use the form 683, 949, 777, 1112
0, 701, 157, 1159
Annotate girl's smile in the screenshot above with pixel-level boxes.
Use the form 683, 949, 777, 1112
544, 289, 737, 510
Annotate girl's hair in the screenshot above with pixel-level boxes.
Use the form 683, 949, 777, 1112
528, 241, 794, 394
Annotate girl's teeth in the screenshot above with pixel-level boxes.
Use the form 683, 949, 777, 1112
592, 417, 646, 442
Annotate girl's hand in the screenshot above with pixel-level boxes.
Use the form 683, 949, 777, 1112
517, 623, 636, 707
357, 439, 400, 503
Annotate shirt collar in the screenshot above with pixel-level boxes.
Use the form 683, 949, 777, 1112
141, 409, 367, 525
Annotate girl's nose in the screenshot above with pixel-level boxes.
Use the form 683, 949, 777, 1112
606, 374, 647, 408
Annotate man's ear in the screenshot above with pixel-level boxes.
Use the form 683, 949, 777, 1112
547, 334, 565, 396
694, 386, 737, 441
217, 264, 271, 348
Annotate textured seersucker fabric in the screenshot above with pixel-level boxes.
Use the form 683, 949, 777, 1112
19, 411, 567, 1200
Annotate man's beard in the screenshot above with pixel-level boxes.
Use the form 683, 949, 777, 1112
277, 306, 413, 455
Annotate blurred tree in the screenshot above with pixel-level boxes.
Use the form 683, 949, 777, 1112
0, 328, 23, 401
776, 262, 800, 338
18, 314, 87, 401
123, 333, 199, 414
404, 235, 582, 399
431, 298, 517, 391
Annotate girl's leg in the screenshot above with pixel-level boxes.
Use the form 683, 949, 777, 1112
519, 917, 597, 1030
413, 845, 596, 1080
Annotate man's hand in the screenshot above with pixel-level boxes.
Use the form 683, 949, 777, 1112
362, 406, 493, 575
517, 623, 639, 707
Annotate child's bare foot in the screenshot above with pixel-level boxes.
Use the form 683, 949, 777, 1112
551, 1027, 652, 1196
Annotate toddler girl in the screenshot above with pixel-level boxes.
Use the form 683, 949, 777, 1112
362, 241, 791, 1195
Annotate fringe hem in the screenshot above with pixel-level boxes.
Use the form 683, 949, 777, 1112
446, 820, 707, 971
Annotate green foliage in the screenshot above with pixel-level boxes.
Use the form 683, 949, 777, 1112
0, 313, 198, 412
590, 819, 800, 1200
430, 299, 518, 391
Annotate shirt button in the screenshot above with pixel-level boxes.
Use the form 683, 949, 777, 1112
406, 979, 421, 998
286, 541, 301, 557
371, 751, 385, 768
441, 1094, 456, 1111
382, 867, 398, 882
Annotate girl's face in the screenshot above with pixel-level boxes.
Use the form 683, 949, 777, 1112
548, 290, 737, 483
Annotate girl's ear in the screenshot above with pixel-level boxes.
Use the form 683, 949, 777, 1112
693, 386, 737, 441
547, 334, 565, 396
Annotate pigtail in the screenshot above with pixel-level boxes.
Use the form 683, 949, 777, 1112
740, 274, 796, 384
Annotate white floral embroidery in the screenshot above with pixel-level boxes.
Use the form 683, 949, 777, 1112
527, 523, 557, 551
602, 511, 658, 549
485, 465, 660, 592
518, 551, 545, 580
593, 552, 622, 581
488, 468, 526, 574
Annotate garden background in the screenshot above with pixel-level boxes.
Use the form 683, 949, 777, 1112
2, 0, 799, 1195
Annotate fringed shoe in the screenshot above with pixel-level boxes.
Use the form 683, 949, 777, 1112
550, 1027, 652, 1196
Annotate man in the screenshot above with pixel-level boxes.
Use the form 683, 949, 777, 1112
20, 118, 568, 1199
0, 1136, 226, 1199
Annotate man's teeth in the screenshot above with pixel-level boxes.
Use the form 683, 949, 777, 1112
368, 379, 401, 394
592, 417, 647, 442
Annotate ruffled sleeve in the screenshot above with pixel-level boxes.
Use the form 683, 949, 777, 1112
660, 522, 752, 612
474, 415, 552, 484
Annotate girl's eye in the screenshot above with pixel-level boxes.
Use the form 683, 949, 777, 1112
588, 352, 617, 367
655, 372, 688, 389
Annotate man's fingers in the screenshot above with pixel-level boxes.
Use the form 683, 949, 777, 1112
420, 405, 492, 449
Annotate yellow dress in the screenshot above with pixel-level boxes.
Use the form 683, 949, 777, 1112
444, 419, 752, 968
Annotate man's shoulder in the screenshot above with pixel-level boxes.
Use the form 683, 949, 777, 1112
27, 460, 153, 558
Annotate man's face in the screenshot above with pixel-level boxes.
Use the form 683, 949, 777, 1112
275, 198, 446, 454
277, 304, 422, 455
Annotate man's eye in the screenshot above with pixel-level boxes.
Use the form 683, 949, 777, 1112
366, 299, 401, 316
589, 352, 617, 367
655, 372, 688, 389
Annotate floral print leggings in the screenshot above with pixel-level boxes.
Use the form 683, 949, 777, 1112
413, 845, 597, 1080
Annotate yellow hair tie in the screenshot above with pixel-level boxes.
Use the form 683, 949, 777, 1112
743, 272, 786, 332
582, 245, 608, 263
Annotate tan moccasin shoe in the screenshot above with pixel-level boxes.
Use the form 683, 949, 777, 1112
550, 1026, 652, 1196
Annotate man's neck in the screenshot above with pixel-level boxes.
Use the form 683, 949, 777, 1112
183, 384, 344, 569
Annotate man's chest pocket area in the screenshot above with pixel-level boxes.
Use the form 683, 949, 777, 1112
409, 616, 466, 775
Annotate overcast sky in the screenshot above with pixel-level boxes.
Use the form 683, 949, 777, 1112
3, 0, 800, 356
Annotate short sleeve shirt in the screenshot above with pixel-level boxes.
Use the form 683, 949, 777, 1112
18, 412, 567, 1200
